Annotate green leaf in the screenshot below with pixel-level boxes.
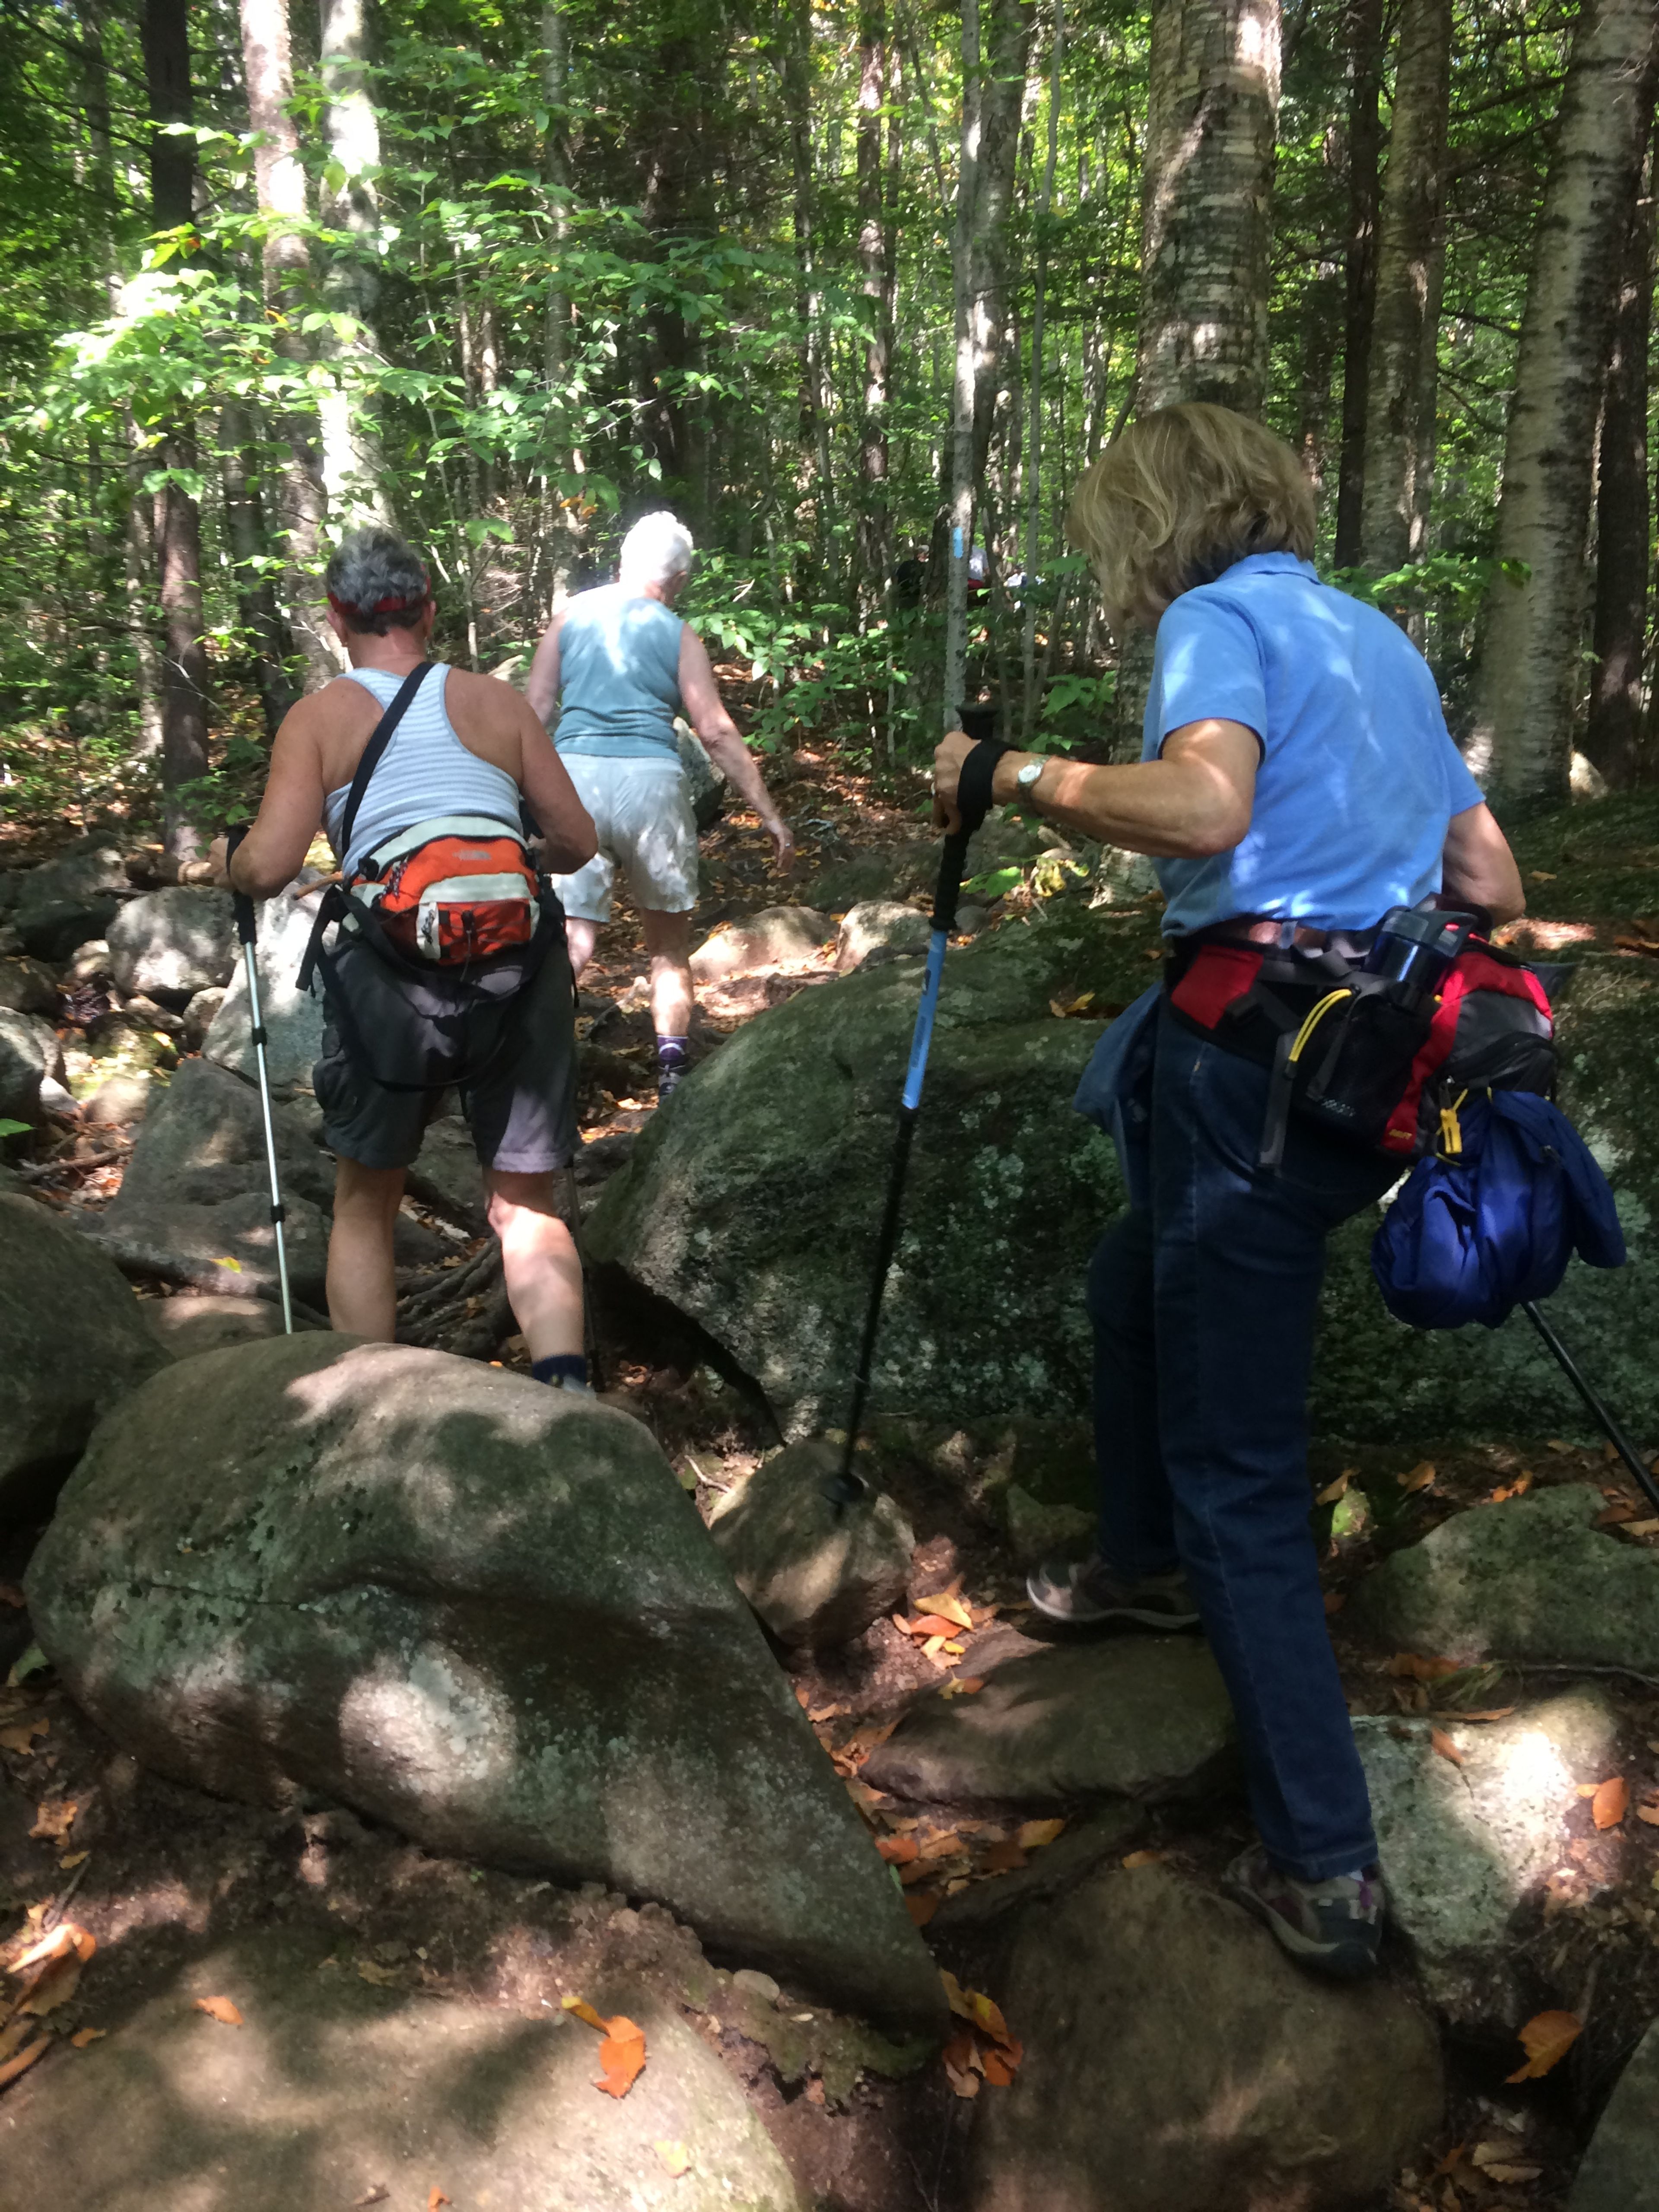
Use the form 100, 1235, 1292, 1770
6, 1643, 48, 1688
0, 1119, 30, 1138
963, 865, 1023, 898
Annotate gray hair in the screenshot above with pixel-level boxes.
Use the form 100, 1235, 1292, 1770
618, 510, 694, 590
325, 527, 432, 634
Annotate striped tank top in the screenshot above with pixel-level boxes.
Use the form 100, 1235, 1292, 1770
322, 664, 523, 880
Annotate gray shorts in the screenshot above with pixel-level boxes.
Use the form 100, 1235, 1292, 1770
314, 931, 578, 1176
550, 753, 699, 920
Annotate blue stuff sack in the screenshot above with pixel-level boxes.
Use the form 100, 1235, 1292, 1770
1372, 1089, 1625, 1330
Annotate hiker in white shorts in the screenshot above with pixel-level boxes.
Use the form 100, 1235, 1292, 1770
526, 513, 795, 1098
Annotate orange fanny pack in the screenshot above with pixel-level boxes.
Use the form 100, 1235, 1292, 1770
350, 813, 540, 964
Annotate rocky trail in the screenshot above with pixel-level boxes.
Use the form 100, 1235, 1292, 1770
3, 769, 1659, 2208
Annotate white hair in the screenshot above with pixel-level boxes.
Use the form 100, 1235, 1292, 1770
618, 511, 694, 589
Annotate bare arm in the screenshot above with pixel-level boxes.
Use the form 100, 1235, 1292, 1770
678, 626, 794, 872
1440, 801, 1525, 927
524, 613, 565, 728
934, 720, 1259, 860
515, 700, 597, 873
220, 698, 332, 898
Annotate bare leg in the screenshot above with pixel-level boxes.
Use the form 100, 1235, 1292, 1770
327, 1158, 405, 1339
565, 916, 599, 984
484, 1168, 585, 1362
642, 908, 695, 1038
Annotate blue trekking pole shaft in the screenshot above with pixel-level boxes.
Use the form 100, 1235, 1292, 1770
836, 740, 1002, 1494
227, 827, 294, 1335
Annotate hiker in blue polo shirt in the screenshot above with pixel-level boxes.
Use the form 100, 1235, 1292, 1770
933, 403, 1525, 1980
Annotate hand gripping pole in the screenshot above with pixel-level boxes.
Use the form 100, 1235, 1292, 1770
226, 827, 294, 1334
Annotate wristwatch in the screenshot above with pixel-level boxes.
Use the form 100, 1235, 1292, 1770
1014, 758, 1044, 798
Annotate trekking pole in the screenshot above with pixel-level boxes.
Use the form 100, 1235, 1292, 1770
226, 826, 293, 1335
1521, 1299, 1659, 1516
827, 734, 1004, 1505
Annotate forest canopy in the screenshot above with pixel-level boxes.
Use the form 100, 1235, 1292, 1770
0, 0, 1653, 858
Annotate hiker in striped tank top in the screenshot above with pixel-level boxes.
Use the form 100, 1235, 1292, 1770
210, 528, 602, 1393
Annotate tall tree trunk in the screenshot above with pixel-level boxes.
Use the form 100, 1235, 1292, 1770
218, 404, 296, 735
783, 1, 833, 584
540, 0, 582, 616
1358, 0, 1452, 582
1467, 0, 1659, 807
317, 0, 392, 525
1333, 0, 1383, 568
140, 0, 211, 862
969, 0, 1037, 496
944, 0, 982, 729
240, 0, 334, 688
1135, 0, 1282, 415
855, 0, 894, 615
1021, 0, 1064, 744
1586, 148, 1656, 786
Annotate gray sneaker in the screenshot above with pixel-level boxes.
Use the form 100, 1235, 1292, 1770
1223, 1845, 1384, 1980
1025, 1554, 1202, 1630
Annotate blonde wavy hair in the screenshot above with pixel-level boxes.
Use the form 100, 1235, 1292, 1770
1066, 403, 1317, 633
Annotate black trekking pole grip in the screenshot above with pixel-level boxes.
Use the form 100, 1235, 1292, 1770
933, 738, 1007, 934
226, 824, 257, 946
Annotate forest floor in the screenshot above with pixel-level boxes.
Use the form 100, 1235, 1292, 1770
7, 741, 1659, 2207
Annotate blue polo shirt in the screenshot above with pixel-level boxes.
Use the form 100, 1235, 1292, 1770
1144, 553, 1485, 936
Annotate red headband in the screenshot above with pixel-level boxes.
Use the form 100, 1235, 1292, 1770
327, 575, 431, 621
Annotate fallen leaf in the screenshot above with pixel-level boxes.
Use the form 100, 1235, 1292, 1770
561, 1995, 608, 2030
0, 2018, 33, 2064
1431, 1729, 1465, 1767
911, 1616, 960, 1641
596, 2015, 646, 2098
1016, 1818, 1065, 1850
1636, 1805, 1659, 1826
980, 1839, 1027, 1873
981, 2046, 1016, 2086
918, 1592, 973, 1631
57, 1851, 88, 1872
1623, 1518, 1659, 1538
938, 1675, 985, 1700
905, 1893, 938, 1928
1431, 1707, 1516, 1724
29, 1799, 75, 1843
804, 2075, 826, 2107
944, 2055, 981, 2098
1482, 2166, 1542, 2186
68, 2028, 104, 2049
1385, 1653, 1461, 1681
194, 1996, 244, 2027
919, 1830, 964, 1860
0, 2034, 51, 2089
19, 1950, 83, 2016
12, 1921, 95, 1973
213, 1255, 243, 1273
357, 1959, 399, 1986
939, 1970, 1009, 2043
428, 2193, 450, 2211
1122, 1849, 1165, 1869
1592, 1776, 1629, 1829
4, 1646, 47, 1689
875, 1834, 918, 1864
1506, 2009, 1581, 2082
0, 1717, 47, 1755
1398, 1461, 1436, 1493
653, 2140, 692, 2177
1315, 1471, 1351, 1505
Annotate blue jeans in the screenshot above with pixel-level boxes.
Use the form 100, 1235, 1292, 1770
1090, 1003, 1399, 1879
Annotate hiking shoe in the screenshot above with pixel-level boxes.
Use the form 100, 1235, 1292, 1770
656, 1059, 686, 1100
1223, 1845, 1383, 1980
1025, 1554, 1201, 1630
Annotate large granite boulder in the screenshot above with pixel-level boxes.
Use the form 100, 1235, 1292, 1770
26, 1336, 946, 2037
1351, 1485, 1659, 1675
0, 1192, 167, 1521
108, 884, 237, 999
589, 898, 1659, 1444
1356, 1692, 1618, 2026
0, 1925, 807, 2212
708, 1439, 915, 1649
1570, 2013, 1659, 2212
202, 875, 327, 1096
969, 1862, 1443, 2212
79, 1189, 331, 1308
112, 1054, 334, 1214
12, 839, 130, 961
0, 1007, 47, 1124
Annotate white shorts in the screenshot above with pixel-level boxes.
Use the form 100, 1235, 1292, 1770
550, 754, 699, 922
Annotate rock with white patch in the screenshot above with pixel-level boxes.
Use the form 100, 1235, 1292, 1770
708, 1439, 915, 1649
201, 874, 327, 1096
108, 886, 237, 1000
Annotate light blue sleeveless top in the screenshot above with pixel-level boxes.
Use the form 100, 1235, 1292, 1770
322, 664, 522, 879
553, 584, 685, 759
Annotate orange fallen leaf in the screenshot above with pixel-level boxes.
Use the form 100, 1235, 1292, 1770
876, 1834, 918, 1864
1635, 1805, 1659, 1826
0, 1717, 47, 1755
596, 2015, 646, 2098
940, 1970, 1009, 2043
912, 1615, 960, 1641
19, 1951, 83, 2017
1592, 1776, 1629, 1829
1398, 1461, 1436, 1493
1430, 1729, 1465, 1767
1122, 1850, 1166, 1869
919, 1830, 964, 1860
653, 2140, 692, 2177
13, 1921, 94, 1973
918, 1592, 973, 1632
194, 1996, 244, 2027
69, 2028, 104, 2049
561, 1995, 608, 2030
0, 2034, 51, 2089
905, 1893, 938, 1928
57, 1851, 88, 1872
1506, 2009, 1581, 2081
1315, 1471, 1351, 1505
1016, 1818, 1065, 1850
29, 1799, 75, 1843
428, 2193, 450, 2211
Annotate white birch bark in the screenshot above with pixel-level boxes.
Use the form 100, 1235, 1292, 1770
1467, 0, 1659, 804
944, 0, 982, 731
317, 0, 393, 527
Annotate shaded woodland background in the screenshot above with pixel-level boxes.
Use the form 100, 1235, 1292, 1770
0, 0, 1656, 859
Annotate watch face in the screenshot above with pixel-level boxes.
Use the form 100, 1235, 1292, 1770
1017, 761, 1042, 789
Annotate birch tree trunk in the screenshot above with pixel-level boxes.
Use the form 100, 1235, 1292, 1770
140, 0, 211, 862
855, 0, 895, 616
1135, 0, 1282, 416
969, 0, 1037, 494
943, 0, 981, 731
1586, 146, 1656, 785
1466, 0, 1659, 806
1021, 0, 1063, 744
239, 0, 334, 689
1333, 0, 1383, 568
317, 0, 393, 526
1357, 0, 1452, 582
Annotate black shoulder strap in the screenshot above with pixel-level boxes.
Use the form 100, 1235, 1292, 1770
338, 662, 435, 859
